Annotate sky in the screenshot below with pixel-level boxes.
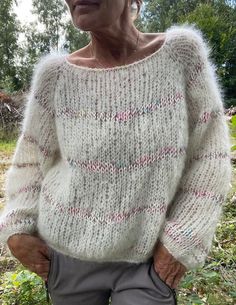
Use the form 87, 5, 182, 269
13, 0, 69, 50
13, 0, 36, 24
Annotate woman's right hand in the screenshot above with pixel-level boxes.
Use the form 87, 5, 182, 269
7, 233, 50, 281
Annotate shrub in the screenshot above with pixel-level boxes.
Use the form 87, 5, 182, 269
0, 268, 50, 305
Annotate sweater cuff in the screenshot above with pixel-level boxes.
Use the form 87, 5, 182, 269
0, 217, 37, 245
159, 222, 208, 270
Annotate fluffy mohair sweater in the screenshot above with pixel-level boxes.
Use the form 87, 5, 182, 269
0, 24, 232, 270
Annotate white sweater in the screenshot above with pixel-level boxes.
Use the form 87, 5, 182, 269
0, 24, 232, 270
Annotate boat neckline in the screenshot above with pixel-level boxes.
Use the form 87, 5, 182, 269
63, 31, 170, 73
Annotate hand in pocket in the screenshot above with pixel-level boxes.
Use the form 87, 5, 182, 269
153, 241, 187, 289
7, 233, 50, 281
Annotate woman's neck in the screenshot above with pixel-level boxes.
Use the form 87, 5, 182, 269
89, 25, 142, 64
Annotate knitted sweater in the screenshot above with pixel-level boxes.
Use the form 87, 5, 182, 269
0, 24, 232, 270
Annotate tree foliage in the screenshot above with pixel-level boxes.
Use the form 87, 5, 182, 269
63, 22, 90, 53
31, 0, 67, 51
179, 1, 236, 102
0, 0, 20, 92
0, 0, 235, 104
143, 0, 236, 104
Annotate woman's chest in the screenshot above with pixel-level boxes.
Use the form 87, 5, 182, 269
54, 66, 188, 165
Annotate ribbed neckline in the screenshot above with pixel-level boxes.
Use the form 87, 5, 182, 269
63, 30, 170, 73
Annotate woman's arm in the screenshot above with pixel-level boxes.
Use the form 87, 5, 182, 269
158, 27, 232, 270
0, 54, 61, 244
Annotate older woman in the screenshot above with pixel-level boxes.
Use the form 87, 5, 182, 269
0, 0, 231, 304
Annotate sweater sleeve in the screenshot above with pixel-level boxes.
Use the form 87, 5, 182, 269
158, 27, 232, 270
0, 54, 61, 244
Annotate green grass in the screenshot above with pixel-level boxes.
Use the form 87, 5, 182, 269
177, 199, 236, 304
176, 166, 236, 304
0, 139, 17, 155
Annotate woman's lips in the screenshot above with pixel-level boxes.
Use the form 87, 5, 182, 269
73, 0, 100, 9
74, 0, 100, 5
74, 3, 99, 12
76, 3, 98, 7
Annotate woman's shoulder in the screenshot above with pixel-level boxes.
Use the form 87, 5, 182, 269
166, 23, 205, 45
165, 23, 211, 64
34, 52, 65, 74
31, 52, 66, 87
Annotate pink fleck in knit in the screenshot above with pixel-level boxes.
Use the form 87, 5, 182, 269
0, 24, 232, 270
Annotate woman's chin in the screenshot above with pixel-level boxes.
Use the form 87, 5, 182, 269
73, 17, 95, 32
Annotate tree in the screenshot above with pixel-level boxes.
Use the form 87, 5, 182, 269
13, 0, 68, 91
15, 22, 54, 90
179, 1, 236, 103
32, 0, 67, 51
143, 0, 200, 31
143, 0, 236, 104
0, 0, 21, 92
63, 21, 90, 53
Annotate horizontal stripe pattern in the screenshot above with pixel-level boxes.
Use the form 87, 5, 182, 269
192, 151, 230, 161
164, 220, 208, 254
9, 184, 41, 199
66, 147, 187, 173
1, 25, 232, 269
22, 133, 53, 158
56, 92, 184, 122
12, 162, 40, 168
42, 187, 167, 224
197, 110, 224, 124
34, 94, 55, 117
180, 187, 225, 204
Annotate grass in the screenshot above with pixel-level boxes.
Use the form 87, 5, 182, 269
0, 139, 16, 210
0, 139, 17, 154
0, 138, 235, 305
176, 165, 236, 304
177, 200, 236, 304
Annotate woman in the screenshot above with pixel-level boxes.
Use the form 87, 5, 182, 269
0, 0, 231, 304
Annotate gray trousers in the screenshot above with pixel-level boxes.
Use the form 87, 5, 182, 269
46, 247, 177, 305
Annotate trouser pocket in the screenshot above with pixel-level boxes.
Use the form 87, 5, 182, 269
47, 247, 55, 287
149, 260, 177, 305
44, 247, 55, 303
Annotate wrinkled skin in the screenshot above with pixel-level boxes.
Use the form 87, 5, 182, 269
153, 241, 187, 289
64, 0, 165, 68
7, 234, 50, 281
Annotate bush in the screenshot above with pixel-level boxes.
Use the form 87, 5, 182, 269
0, 268, 50, 305
225, 98, 236, 108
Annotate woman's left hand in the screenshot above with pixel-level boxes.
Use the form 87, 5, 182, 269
152, 241, 187, 289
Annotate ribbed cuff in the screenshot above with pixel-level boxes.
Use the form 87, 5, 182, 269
159, 232, 207, 270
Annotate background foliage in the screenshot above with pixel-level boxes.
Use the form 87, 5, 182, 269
0, 0, 235, 106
